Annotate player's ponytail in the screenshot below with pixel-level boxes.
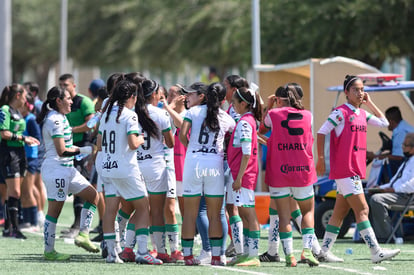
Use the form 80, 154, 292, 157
234, 87, 262, 121
36, 86, 66, 124
204, 82, 221, 132
135, 79, 159, 139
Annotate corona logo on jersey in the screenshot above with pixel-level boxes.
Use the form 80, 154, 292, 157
280, 164, 310, 174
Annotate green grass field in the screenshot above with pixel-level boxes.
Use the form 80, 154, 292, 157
1, 201, 412, 275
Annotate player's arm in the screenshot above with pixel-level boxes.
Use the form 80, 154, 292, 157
72, 113, 94, 133
163, 129, 174, 148
53, 137, 80, 157
179, 120, 191, 148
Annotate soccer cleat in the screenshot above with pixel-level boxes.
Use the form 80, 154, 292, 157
184, 255, 200, 266
171, 250, 184, 261
259, 251, 280, 262
236, 257, 260, 267
371, 249, 400, 264
197, 249, 212, 265
285, 254, 297, 267
157, 252, 175, 263
211, 256, 225, 266
44, 250, 71, 261
119, 249, 135, 262
136, 252, 163, 265
75, 232, 100, 253
228, 254, 248, 266
106, 252, 124, 264
317, 250, 344, 263
91, 233, 103, 242
225, 242, 237, 257
300, 248, 319, 267
2, 229, 12, 237
12, 230, 27, 239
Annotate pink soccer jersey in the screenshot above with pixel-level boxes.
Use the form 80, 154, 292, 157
174, 128, 186, 181
329, 104, 367, 179
227, 113, 258, 190
265, 107, 317, 188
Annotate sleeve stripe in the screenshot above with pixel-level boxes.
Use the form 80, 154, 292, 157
366, 113, 373, 122
52, 135, 64, 138
162, 127, 171, 133
240, 138, 252, 142
127, 130, 139, 135
327, 118, 338, 127
183, 117, 192, 123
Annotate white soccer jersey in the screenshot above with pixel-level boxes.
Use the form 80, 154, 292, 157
42, 110, 74, 166
136, 104, 172, 161
98, 106, 140, 178
184, 105, 235, 158
231, 114, 253, 155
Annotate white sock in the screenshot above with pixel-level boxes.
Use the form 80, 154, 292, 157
249, 230, 260, 257
79, 202, 96, 234
136, 228, 149, 255
116, 210, 130, 247
104, 233, 116, 257
280, 231, 293, 256
311, 234, 322, 255
358, 221, 380, 255
268, 210, 280, 256
301, 228, 314, 250
166, 224, 179, 252
151, 226, 166, 254
230, 215, 244, 254
321, 225, 340, 253
44, 215, 57, 253
125, 223, 136, 249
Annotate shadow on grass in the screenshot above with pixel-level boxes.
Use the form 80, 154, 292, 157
12, 253, 102, 263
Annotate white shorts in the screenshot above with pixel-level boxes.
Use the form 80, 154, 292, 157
228, 187, 255, 207
166, 168, 177, 198
335, 175, 363, 198
41, 160, 90, 201
139, 155, 168, 195
182, 154, 225, 197
107, 176, 148, 201
96, 174, 104, 193
176, 181, 183, 197
269, 185, 314, 201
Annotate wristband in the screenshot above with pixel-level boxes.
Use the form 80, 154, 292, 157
79, 146, 92, 155
11, 133, 17, 141
21, 135, 26, 143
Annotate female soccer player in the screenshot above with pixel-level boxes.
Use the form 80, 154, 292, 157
97, 80, 162, 264
227, 87, 262, 267
37, 86, 99, 261
0, 84, 39, 239
179, 82, 235, 266
316, 75, 400, 263
261, 84, 319, 267
135, 79, 175, 263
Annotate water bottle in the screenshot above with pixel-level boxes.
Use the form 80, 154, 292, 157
345, 248, 353, 255
157, 101, 164, 108
87, 111, 102, 128
75, 153, 88, 161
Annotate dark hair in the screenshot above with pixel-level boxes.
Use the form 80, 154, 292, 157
97, 86, 109, 101
58, 73, 74, 82
203, 82, 221, 132
134, 80, 159, 139
142, 79, 159, 99
23, 81, 40, 96
233, 87, 262, 121
0, 84, 25, 107
25, 91, 35, 112
36, 86, 67, 124
216, 82, 227, 102
107, 73, 125, 96
190, 82, 208, 105
225, 75, 249, 89
343, 75, 361, 92
103, 80, 137, 124
286, 82, 303, 98
276, 84, 304, 110
385, 106, 403, 122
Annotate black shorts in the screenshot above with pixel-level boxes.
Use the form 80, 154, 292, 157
0, 146, 26, 179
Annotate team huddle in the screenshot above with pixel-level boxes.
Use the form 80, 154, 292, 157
0, 73, 401, 267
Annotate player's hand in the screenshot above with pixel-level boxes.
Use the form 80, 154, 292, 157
267, 95, 276, 110
316, 158, 326, 176
232, 178, 242, 192
362, 92, 372, 104
25, 136, 40, 146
